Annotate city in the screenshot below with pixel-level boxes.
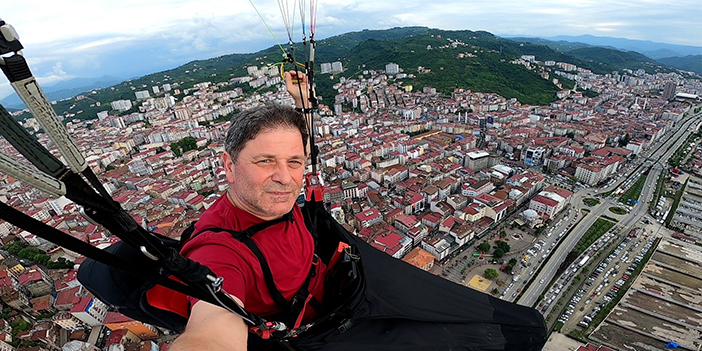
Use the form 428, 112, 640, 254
1, 30, 702, 351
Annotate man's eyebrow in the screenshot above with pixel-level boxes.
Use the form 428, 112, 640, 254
252, 153, 306, 160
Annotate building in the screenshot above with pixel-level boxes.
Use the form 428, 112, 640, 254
663, 81, 677, 100
464, 151, 491, 171
52, 311, 86, 331
331, 61, 343, 73
18, 267, 54, 297
528, 186, 573, 220
135, 91, 150, 100
70, 297, 108, 327
523, 146, 546, 166
402, 247, 435, 271
385, 63, 400, 74
355, 208, 384, 229
104, 312, 159, 339
110, 100, 133, 112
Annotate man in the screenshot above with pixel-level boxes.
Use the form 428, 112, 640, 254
171, 72, 324, 351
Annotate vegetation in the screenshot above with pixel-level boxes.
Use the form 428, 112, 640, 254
582, 198, 599, 207
572, 218, 616, 255
2, 240, 73, 269
484, 268, 499, 279
566, 47, 672, 74
618, 174, 647, 205
170, 136, 198, 157
477, 242, 491, 253
581, 89, 600, 98
649, 172, 666, 212
609, 207, 627, 215
657, 55, 702, 75
492, 241, 511, 259
669, 132, 701, 166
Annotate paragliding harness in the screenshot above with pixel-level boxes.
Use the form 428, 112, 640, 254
0, 16, 548, 351
77, 200, 366, 342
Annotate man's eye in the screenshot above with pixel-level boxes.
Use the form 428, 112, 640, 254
257, 159, 273, 164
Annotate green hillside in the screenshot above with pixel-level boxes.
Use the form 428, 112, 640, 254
563, 47, 670, 73
324, 32, 560, 106
657, 55, 702, 75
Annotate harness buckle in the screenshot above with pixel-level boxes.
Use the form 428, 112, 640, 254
207, 275, 224, 293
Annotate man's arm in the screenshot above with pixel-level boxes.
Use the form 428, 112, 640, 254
170, 299, 248, 351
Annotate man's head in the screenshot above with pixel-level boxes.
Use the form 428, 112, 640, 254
222, 105, 309, 220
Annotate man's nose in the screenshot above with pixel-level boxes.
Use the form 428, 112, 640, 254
271, 162, 292, 184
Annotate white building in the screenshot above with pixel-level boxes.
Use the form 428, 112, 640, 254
110, 99, 133, 112
331, 61, 343, 73
70, 297, 109, 327
135, 90, 150, 100
386, 62, 400, 74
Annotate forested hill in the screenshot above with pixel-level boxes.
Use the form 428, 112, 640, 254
13, 27, 679, 120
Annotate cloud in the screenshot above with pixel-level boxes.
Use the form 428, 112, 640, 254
52, 62, 67, 76
0, 0, 700, 88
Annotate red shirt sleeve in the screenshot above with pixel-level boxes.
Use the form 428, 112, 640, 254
184, 240, 252, 308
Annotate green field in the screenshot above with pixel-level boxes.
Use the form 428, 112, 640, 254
619, 175, 646, 205
583, 198, 599, 207
573, 218, 616, 255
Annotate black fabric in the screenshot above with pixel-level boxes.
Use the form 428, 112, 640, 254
77, 239, 189, 333
286, 200, 547, 351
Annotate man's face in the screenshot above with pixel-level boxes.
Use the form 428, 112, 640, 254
223, 126, 306, 220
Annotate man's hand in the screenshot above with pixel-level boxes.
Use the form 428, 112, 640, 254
285, 71, 310, 109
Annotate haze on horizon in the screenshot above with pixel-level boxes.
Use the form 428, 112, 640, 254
1, 0, 700, 101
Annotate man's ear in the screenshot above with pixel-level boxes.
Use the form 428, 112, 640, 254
222, 152, 236, 184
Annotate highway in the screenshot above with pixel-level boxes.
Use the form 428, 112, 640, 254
514, 106, 702, 308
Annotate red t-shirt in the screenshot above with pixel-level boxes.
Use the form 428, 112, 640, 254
181, 195, 326, 321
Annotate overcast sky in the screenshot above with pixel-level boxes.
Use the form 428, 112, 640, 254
1, 0, 700, 100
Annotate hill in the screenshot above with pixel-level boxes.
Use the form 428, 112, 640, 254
565, 47, 667, 73
8, 27, 679, 121
656, 55, 702, 75
324, 30, 561, 105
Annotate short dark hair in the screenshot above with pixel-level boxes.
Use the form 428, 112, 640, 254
224, 104, 308, 162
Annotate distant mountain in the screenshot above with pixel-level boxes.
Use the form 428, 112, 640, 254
1, 75, 124, 109
657, 55, 702, 75
544, 35, 702, 59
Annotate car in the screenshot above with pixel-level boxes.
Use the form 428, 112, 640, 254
539, 278, 545, 284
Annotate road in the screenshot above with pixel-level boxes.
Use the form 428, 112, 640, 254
515, 107, 702, 308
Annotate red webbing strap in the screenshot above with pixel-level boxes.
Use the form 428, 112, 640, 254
146, 278, 191, 319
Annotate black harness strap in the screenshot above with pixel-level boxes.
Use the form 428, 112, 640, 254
190, 210, 319, 325
0, 201, 203, 299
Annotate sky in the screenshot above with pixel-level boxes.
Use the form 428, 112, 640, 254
1, 0, 701, 100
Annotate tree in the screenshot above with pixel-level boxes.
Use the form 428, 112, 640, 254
494, 240, 510, 253
477, 242, 491, 252
170, 142, 182, 157
493, 248, 504, 259
484, 269, 499, 279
